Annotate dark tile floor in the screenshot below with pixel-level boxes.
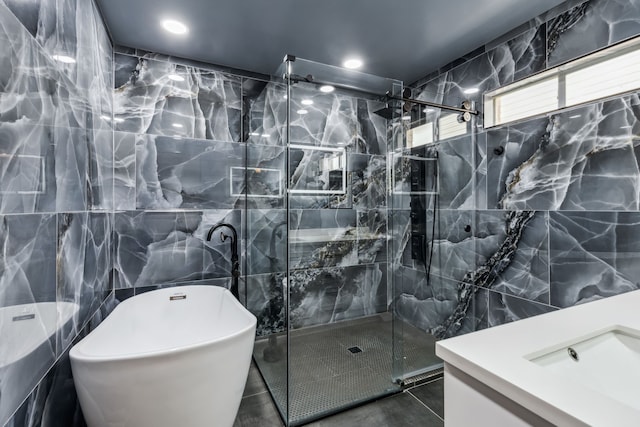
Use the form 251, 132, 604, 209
233, 363, 444, 427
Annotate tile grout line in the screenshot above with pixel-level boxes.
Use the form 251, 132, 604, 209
406, 390, 444, 422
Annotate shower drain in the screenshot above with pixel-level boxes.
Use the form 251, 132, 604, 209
347, 346, 363, 354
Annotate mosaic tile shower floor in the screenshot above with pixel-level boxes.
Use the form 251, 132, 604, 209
253, 313, 440, 425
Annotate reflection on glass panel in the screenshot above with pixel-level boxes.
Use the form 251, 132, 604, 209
230, 167, 283, 198
438, 114, 467, 140
289, 145, 346, 194
407, 122, 434, 149
0, 154, 45, 194
391, 153, 439, 195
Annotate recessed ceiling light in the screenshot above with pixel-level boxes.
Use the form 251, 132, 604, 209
402, 115, 411, 121
301, 99, 314, 106
423, 108, 435, 113
52, 54, 76, 64
320, 85, 335, 93
283, 95, 288, 99
297, 109, 308, 115
100, 115, 111, 122
168, 74, 184, 82
261, 133, 270, 137
172, 123, 184, 128
343, 58, 363, 69
569, 114, 582, 119
113, 117, 125, 123
463, 87, 480, 94
249, 132, 260, 137
161, 19, 188, 35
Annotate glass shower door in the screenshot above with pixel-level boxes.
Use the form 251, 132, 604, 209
246, 78, 289, 422
283, 56, 403, 426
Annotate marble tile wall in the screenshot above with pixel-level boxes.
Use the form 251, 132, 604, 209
0, 0, 114, 425
108, 50, 392, 338
401, 0, 640, 340
243, 80, 390, 334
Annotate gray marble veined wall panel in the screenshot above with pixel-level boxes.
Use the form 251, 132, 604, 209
393, 266, 488, 337
547, 0, 640, 67
0, 0, 113, 424
289, 263, 388, 329
549, 211, 640, 307
114, 210, 242, 290
497, 96, 640, 211
247, 209, 286, 276
135, 134, 245, 209
246, 82, 286, 146
246, 143, 285, 209
476, 211, 549, 303
0, 110, 115, 214
475, 132, 488, 210
433, 134, 475, 209
420, 209, 476, 282
114, 54, 242, 141
0, 214, 57, 306
246, 272, 286, 336
486, 117, 549, 209
357, 209, 387, 264
288, 209, 358, 270
269, 84, 387, 154
56, 212, 111, 354
6, 296, 117, 427
405, 0, 640, 336
113, 131, 136, 210
287, 151, 387, 210
416, 25, 547, 128
351, 153, 386, 209
90, 128, 114, 211
1, 0, 113, 132
0, 213, 57, 426
487, 292, 556, 327
397, 207, 550, 337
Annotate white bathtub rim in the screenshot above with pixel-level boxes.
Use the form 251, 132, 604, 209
70, 286, 256, 364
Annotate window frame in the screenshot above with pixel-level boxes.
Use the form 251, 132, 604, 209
484, 36, 640, 128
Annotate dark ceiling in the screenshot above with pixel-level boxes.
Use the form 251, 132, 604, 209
96, 0, 567, 84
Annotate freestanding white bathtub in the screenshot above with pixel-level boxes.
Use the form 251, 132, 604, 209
70, 285, 257, 427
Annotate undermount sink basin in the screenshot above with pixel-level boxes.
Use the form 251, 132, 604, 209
529, 325, 640, 411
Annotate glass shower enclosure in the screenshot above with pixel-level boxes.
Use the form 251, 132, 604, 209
247, 56, 442, 426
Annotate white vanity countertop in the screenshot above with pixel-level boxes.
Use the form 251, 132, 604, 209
436, 290, 640, 427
